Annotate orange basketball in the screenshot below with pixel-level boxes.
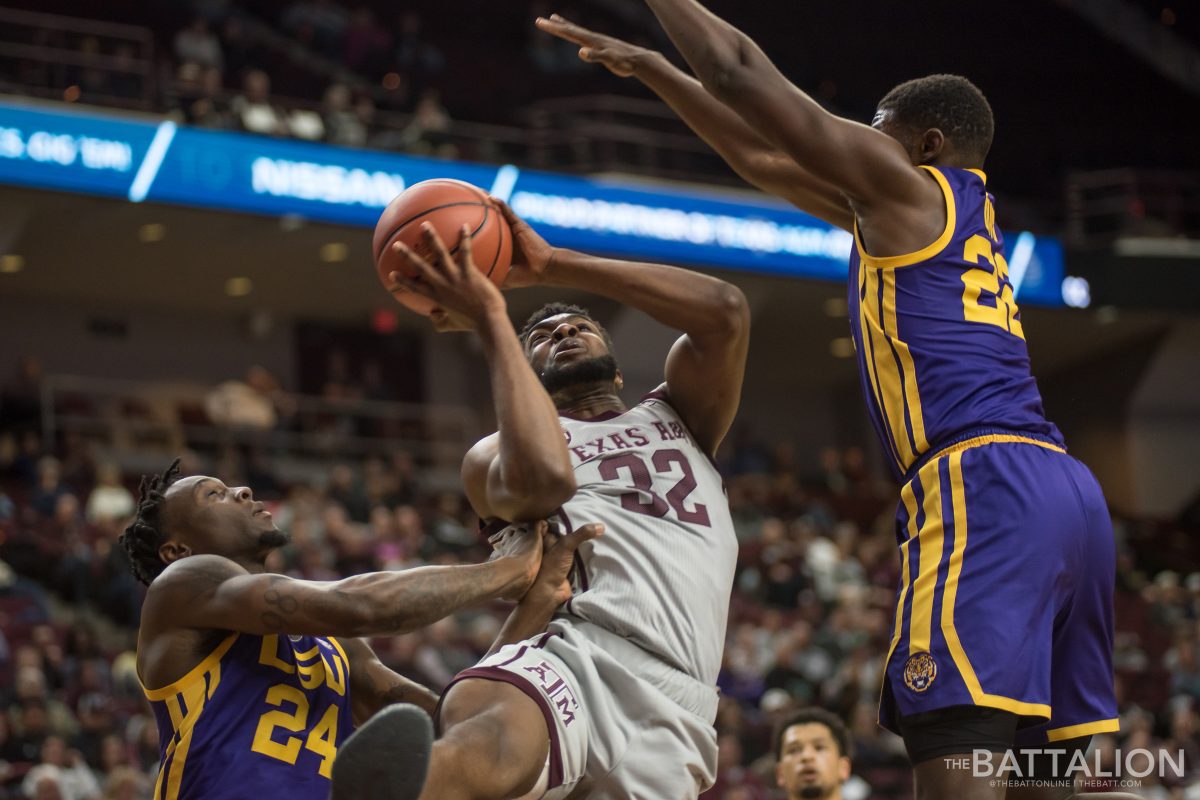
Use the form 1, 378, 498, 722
372, 179, 513, 315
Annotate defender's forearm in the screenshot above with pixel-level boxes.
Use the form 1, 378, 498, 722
545, 249, 744, 342
641, 0, 746, 87
331, 561, 519, 636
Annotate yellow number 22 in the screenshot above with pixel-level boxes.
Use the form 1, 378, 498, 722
961, 234, 1025, 340
251, 684, 339, 778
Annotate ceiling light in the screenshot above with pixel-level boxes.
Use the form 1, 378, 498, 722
0, 254, 24, 273
225, 277, 254, 297
320, 243, 349, 263
138, 223, 166, 243
829, 337, 855, 358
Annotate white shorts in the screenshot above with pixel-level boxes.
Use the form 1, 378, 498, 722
442, 619, 719, 800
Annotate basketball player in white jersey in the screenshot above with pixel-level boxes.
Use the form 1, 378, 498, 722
332, 202, 749, 800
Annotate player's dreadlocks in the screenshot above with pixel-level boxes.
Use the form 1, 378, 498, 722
120, 458, 182, 586
519, 302, 614, 352
877, 74, 994, 163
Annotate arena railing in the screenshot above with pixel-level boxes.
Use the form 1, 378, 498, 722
0, 6, 156, 111
39, 374, 481, 485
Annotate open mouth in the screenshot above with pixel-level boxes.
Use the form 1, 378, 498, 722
553, 340, 586, 359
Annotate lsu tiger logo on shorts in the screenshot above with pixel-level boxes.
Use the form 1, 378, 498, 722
903, 652, 937, 692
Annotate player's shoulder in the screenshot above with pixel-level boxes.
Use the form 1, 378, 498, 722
146, 554, 249, 605
636, 383, 679, 419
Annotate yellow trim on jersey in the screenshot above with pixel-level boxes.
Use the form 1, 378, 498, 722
941, 452, 1051, 719
863, 266, 912, 468
1046, 718, 1120, 742
853, 166, 957, 269
930, 434, 1066, 464
882, 269, 929, 455
908, 461, 945, 654
143, 633, 238, 701
885, 483, 919, 667
857, 266, 898, 470
965, 169, 988, 182
152, 650, 227, 800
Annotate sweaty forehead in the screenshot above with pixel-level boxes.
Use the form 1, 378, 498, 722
163, 475, 216, 502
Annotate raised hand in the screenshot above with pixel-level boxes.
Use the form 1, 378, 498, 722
387, 222, 506, 330
488, 196, 556, 289
535, 14, 651, 78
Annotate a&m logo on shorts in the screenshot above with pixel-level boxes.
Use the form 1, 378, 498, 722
903, 652, 937, 692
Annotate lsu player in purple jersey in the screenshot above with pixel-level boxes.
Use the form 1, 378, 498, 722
539, 5, 1133, 800
120, 268, 601, 800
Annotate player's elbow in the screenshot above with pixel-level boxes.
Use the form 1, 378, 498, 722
499, 466, 577, 520
699, 35, 756, 101
709, 283, 751, 340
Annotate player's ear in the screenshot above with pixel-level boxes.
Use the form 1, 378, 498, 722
775, 760, 786, 788
159, 540, 192, 565
614, 369, 624, 392
839, 755, 851, 781
919, 128, 945, 163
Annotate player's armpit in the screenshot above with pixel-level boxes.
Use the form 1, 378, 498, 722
739, 150, 854, 232
341, 637, 439, 725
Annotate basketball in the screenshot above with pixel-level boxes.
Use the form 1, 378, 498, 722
372, 179, 513, 315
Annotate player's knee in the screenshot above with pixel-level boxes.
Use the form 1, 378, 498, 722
432, 703, 548, 797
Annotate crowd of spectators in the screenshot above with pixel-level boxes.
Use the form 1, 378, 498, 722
2, 360, 1200, 799
3, 0, 655, 166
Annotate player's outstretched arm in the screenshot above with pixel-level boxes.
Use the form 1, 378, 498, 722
390, 225, 576, 523
536, 14, 852, 231
144, 528, 540, 639
340, 637, 439, 724
637, 0, 933, 215
494, 200, 748, 457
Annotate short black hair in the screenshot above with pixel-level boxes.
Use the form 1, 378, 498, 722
774, 707, 852, 760
119, 459, 182, 586
877, 74, 994, 162
518, 302, 613, 350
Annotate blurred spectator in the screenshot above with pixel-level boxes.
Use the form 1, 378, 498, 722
183, 66, 232, 129
84, 463, 134, 525
101, 766, 147, 800
31, 458, 68, 519
204, 366, 284, 431
1, 356, 44, 435
399, 88, 455, 158
323, 83, 367, 146
342, 8, 391, 76
392, 12, 444, 79
282, 0, 349, 56
173, 17, 223, 71
219, 17, 255, 81
22, 735, 100, 800
107, 45, 143, 101
231, 70, 287, 136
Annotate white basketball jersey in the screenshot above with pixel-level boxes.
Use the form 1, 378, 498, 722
553, 391, 738, 686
